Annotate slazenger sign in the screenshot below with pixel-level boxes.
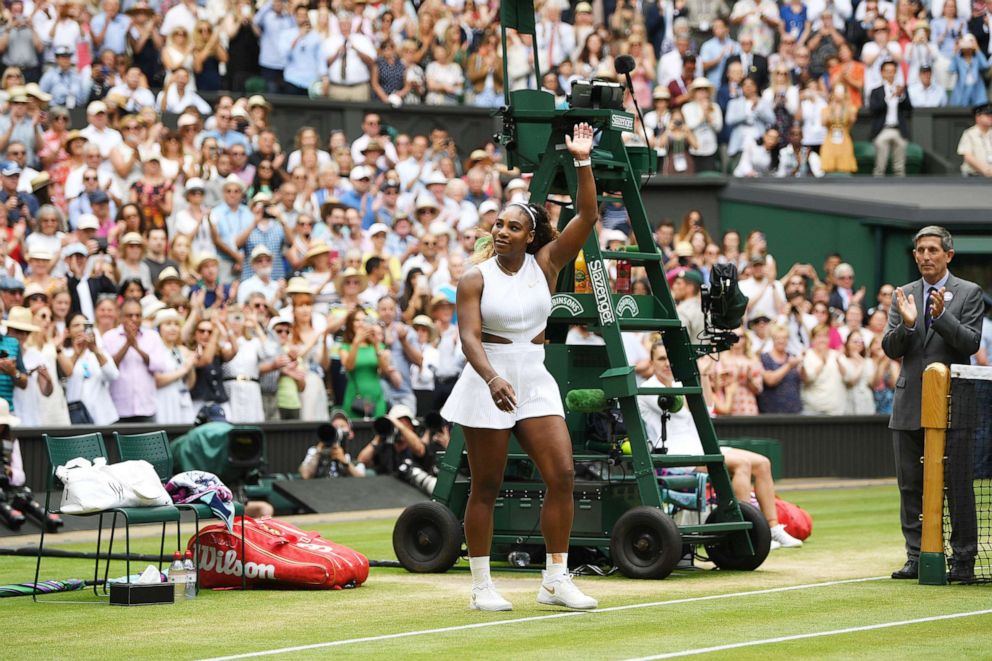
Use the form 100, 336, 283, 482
588, 259, 615, 325
199, 545, 275, 579
610, 113, 634, 133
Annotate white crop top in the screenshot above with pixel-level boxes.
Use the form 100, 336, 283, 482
478, 254, 551, 344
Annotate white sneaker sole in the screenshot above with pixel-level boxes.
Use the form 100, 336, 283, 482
537, 588, 597, 610
469, 599, 513, 612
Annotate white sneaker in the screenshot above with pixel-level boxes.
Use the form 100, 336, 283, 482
769, 539, 782, 551
537, 572, 598, 610
770, 523, 803, 548
470, 582, 512, 611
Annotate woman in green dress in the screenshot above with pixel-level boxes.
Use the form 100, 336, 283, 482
338, 307, 400, 420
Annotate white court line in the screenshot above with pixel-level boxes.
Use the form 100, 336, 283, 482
624, 608, 992, 660
198, 575, 887, 661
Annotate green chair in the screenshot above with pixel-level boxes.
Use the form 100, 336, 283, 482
33, 433, 181, 601
114, 430, 248, 590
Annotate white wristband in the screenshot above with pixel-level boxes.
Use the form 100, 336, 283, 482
573, 159, 592, 168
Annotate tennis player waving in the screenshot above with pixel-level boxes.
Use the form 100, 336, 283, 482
441, 122, 599, 611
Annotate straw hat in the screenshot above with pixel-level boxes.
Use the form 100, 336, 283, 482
304, 240, 332, 263
415, 194, 441, 211
26, 247, 53, 261
23, 283, 49, 300
157, 266, 182, 286
248, 95, 272, 111
411, 314, 437, 341
284, 276, 315, 297
193, 252, 220, 272
250, 244, 273, 261
689, 77, 714, 93
121, 232, 145, 246
141, 294, 166, 319
0, 398, 20, 427
334, 267, 368, 294
4, 306, 40, 333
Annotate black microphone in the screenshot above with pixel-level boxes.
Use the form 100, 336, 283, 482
614, 54, 636, 76
613, 55, 654, 178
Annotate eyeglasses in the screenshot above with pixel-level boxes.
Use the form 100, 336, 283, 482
252, 302, 267, 309
297, 221, 313, 227
83, 176, 99, 182
8, 150, 25, 156
27, 294, 48, 303
421, 241, 437, 247
274, 327, 290, 335
196, 326, 213, 333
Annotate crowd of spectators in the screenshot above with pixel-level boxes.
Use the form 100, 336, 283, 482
0, 0, 990, 430
656, 218, 990, 417
0, 0, 987, 180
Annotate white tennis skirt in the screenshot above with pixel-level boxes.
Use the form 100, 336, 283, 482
440, 342, 565, 430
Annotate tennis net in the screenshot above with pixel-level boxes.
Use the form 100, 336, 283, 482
942, 364, 992, 584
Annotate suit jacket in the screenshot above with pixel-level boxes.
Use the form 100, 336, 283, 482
968, 16, 991, 57
868, 84, 912, 139
726, 53, 768, 90
881, 273, 984, 431
67, 274, 118, 319
828, 287, 847, 313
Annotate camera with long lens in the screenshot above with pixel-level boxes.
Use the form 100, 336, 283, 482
372, 416, 397, 445
316, 423, 346, 451
396, 458, 437, 496
699, 263, 748, 354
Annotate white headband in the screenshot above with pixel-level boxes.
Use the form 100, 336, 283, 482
507, 202, 537, 226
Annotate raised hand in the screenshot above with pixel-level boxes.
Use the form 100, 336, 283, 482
895, 288, 917, 328
565, 122, 593, 160
929, 287, 945, 320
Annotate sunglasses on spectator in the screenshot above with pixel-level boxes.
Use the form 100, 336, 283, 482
27, 294, 47, 303
421, 241, 437, 246
274, 327, 290, 335
197, 326, 213, 333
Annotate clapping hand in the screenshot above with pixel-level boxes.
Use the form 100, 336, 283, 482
929, 287, 945, 320
895, 288, 917, 328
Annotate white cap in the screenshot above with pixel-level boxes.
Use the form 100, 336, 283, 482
349, 165, 373, 181
76, 213, 100, 231
424, 171, 448, 186
478, 199, 500, 215
86, 100, 108, 115
185, 177, 205, 192
367, 222, 390, 237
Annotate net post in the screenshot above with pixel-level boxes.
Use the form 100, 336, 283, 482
919, 362, 950, 586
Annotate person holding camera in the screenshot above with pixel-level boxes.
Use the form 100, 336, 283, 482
60, 312, 120, 425
299, 411, 366, 478
339, 307, 397, 420
355, 404, 425, 474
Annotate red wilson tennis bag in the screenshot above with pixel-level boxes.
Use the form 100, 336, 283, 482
775, 497, 813, 541
187, 516, 370, 589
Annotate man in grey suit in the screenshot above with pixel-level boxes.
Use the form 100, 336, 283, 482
882, 226, 984, 581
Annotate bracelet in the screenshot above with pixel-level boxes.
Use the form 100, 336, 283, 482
573, 158, 592, 168
485, 375, 502, 387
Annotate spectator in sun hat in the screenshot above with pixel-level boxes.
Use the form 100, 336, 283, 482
351, 112, 399, 168
0, 89, 39, 167
237, 244, 281, 304
369, 177, 402, 228
117, 231, 154, 290
189, 252, 233, 309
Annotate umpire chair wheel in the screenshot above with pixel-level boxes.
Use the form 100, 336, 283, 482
393, 502, 462, 573
703, 502, 771, 571
610, 506, 683, 579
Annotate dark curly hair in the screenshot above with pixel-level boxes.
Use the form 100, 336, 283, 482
472, 202, 559, 263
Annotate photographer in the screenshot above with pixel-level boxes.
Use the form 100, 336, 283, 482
355, 404, 426, 475
299, 411, 366, 479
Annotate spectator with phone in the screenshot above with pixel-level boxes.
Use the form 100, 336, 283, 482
6, 307, 53, 426
60, 312, 119, 425
338, 307, 397, 420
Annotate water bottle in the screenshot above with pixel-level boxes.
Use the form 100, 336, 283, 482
183, 550, 197, 600
169, 551, 186, 601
